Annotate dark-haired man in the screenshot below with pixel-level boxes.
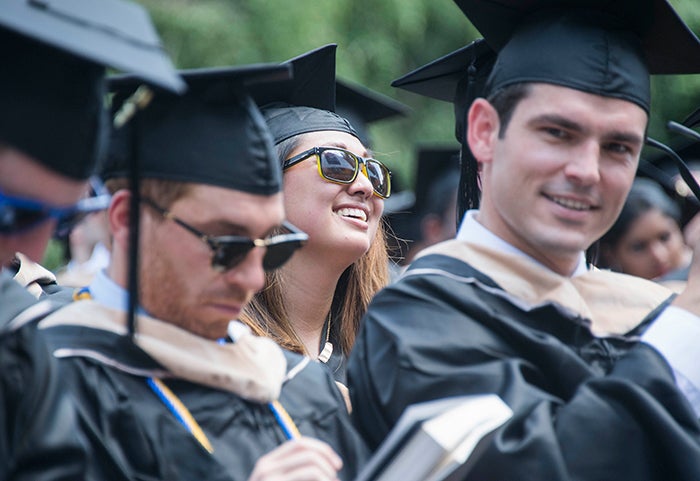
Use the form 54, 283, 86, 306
349, 1, 700, 479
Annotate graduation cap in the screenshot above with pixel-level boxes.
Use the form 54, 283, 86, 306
452, 0, 700, 113
396, 0, 700, 218
250, 45, 359, 146
251, 44, 336, 112
392, 39, 496, 219
641, 138, 700, 196
392, 39, 496, 145
642, 107, 700, 227
0, 0, 184, 181
335, 79, 410, 148
383, 147, 460, 264
413, 147, 461, 219
683, 107, 700, 129
105, 63, 292, 195
381, 174, 417, 265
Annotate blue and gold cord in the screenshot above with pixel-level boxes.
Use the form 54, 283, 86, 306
74, 287, 300, 450
147, 377, 214, 453
73, 286, 92, 301
269, 400, 302, 440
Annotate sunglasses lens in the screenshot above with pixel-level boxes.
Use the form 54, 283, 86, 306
319, 149, 357, 183
366, 161, 391, 198
317, 149, 390, 198
262, 239, 304, 271
0, 204, 52, 234
211, 242, 254, 271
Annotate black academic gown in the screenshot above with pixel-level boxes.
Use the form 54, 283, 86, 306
1, 270, 96, 481
348, 240, 700, 480
2, 298, 368, 481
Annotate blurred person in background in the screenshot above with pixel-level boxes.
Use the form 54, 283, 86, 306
598, 177, 692, 281
56, 176, 112, 287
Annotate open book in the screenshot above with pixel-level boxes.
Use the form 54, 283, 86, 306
354, 394, 512, 481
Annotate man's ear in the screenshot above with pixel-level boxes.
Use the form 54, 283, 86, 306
467, 98, 500, 166
108, 189, 131, 250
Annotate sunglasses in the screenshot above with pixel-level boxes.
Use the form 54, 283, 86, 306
0, 189, 107, 236
142, 198, 308, 272
283, 146, 391, 199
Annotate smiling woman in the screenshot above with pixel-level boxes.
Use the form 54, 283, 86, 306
598, 177, 692, 281
240, 46, 391, 390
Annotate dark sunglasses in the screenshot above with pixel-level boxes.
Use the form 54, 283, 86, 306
142, 197, 308, 272
0, 189, 107, 236
283, 146, 391, 199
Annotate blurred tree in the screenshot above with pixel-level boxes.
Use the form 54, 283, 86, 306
136, 0, 700, 187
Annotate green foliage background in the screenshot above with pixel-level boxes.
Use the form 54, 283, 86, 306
135, 0, 700, 189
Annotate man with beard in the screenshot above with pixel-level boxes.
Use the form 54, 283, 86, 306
14, 64, 369, 481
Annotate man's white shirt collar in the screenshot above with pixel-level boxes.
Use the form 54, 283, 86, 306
88, 268, 148, 315
456, 210, 588, 277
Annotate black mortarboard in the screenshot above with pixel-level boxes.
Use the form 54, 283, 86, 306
383, 147, 460, 264
392, 38, 495, 145
335, 79, 409, 147
683, 108, 700, 129
452, 0, 700, 113
639, 137, 700, 226
104, 63, 292, 195
251, 45, 359, 146
0, 0, 184, 181
413, 147, 461, 219
252, 44, 336, 112
392, 39, 496, 218
381, 174, 417, 265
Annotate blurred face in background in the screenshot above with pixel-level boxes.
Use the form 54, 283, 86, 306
604, 207, 689, 279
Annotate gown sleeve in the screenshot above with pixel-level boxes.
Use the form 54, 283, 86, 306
348, 254, 700, 481
0, 322, 96, 481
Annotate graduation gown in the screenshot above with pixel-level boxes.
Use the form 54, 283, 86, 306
348, 239, 700, 480
1, 270, 96, 481
3, 299, 368, 481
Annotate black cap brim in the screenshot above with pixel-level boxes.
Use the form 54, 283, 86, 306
337, 79, 410, 123
336, 78, 409, 147
0, 0, 184, 92
683, 108, 700, 129
391, 39, 496, 103
392, 38, 495, 147
641, 138, 700, 194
